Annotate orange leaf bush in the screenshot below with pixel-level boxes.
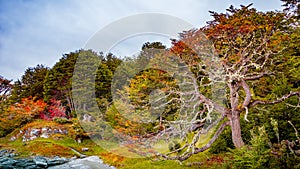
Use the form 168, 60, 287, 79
0, 97, 46, 136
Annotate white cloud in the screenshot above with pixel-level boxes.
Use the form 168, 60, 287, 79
0, 0, 283, 81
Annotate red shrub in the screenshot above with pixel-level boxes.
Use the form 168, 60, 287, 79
40, 99, 67, 120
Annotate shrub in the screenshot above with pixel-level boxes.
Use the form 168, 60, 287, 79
53, 117, 72, 124
209, 125, 234, 154
225, 126, 273, 169
40, 99, 67, 120
0, 97, 46, 137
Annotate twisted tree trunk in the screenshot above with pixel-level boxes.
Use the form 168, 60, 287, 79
230, 111, 244, 148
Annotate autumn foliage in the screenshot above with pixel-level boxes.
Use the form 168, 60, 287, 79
0, 97, 46, 136
8, 97, 46, 118
0, 97, 70, 136
40, 99, 67, 120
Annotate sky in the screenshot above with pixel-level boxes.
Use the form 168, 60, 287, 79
0, 0, 283, 81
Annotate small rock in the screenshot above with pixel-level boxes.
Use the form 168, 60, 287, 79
47, 156, 69, 166
40, 133, 49, 138
33, 156, 48, 168
15, 159, 35, 168
8, 153, 15, 158
0, 149, 8, 155
1, 158, 17, 166
29, 135, 37, 141
62, 129, 68, 135
58, 129, 63, 134
41, 127, 48, 132
30, 129, 41, 136
22, 137, 29, 142
82, 148, 89, 152
53, 129, 59, 134
0, 157, 9, 163
9, 136, 16, 141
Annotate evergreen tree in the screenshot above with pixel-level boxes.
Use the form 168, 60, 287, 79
43, 51, 78, 110
20, 64, 49, 99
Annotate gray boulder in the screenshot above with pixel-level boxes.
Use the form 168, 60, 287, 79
48, 156, 115, 169
33, 156, 48, 168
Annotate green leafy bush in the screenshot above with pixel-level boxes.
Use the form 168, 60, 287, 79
53, 117, 72, 124
226, 126, 273, 168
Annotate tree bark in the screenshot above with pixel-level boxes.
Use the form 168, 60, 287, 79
230, 111, 244, 148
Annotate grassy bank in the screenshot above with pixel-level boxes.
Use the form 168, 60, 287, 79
0, 120, 226, 168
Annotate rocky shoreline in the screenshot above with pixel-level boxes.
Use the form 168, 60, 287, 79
0, 149, 115, 169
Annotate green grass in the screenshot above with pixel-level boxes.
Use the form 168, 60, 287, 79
0, 119, 228, 168
0, 119, 106, 158
113, 151, 226, 169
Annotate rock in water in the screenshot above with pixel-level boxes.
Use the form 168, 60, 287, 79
47, 156, 69, 166
33, 156, 48, 168
0, 150, 71, 168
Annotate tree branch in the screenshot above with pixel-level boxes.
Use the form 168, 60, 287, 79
157, 121, 230, 161
251, 91, 300, 107
241, 79, 251, 108
244, 72, 270, 80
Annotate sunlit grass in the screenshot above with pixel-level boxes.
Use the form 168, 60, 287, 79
0, 119, 226, 168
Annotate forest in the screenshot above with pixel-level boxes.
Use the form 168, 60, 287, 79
0, 0, 300, 168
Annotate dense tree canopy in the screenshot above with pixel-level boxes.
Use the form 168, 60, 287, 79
20, 64, 49, 100
43, 51, 78, 110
